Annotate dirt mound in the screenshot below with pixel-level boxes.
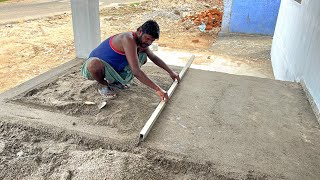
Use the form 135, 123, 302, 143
11, 64, 181, 135
0, 121, 238, 180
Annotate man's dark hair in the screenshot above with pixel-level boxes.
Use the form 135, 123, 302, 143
138, 20, 160, 39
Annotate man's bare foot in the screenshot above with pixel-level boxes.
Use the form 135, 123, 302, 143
98, 86, 117, 99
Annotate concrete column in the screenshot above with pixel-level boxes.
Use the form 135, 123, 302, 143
219, 0, 233, 36
71, 0, 101, 59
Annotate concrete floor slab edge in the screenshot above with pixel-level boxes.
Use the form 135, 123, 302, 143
301, 80, 320, 124
0, 58, 82, 102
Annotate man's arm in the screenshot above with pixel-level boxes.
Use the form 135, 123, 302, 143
145, 48, 180, 82
122, 35, 169, 101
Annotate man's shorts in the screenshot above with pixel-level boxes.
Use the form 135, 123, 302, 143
81, 53, 147, 84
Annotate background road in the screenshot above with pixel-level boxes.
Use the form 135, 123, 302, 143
0, 0, 143, 24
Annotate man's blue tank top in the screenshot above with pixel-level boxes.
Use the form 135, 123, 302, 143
89, 36, 128, 72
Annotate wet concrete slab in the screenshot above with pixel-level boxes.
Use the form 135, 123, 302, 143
0, 54, 319, 179
144, 68, 320, 180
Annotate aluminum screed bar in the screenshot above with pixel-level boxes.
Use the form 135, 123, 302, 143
138, 55, 195, 143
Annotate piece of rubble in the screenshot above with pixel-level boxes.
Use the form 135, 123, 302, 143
61, 170, 73, 180
98, 101, 107, 109
0, 141, 5, 153
182, 19, 194, 30
181, 8, 223, 30
174, 9, 181, 16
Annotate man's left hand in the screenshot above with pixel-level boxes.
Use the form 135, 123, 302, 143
170, 72, 180, 82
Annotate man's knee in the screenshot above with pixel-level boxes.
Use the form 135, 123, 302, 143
87, 58, 105, 75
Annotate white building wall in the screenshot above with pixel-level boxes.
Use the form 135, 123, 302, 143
271, 0, 320, 120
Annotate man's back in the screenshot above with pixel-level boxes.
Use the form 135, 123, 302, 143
89, 33, 135, 72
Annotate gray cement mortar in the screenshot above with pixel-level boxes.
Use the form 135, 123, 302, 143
0, 42, 319, 179
145, 69, 320, 179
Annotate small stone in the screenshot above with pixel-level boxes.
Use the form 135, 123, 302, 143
34, 156, 41, 165
72, 122, 76, 126
61, 170, 73, 180
17, 150, 24, 157
181, 12, 190, 18
182, 19, 194, 30
0, 141, 5, 153
32, 138, 41, 143
174, 10, 180, 16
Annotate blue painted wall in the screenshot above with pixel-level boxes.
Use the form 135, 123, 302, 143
229, 0, 281, 35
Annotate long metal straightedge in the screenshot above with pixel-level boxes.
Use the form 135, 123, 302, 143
139, 55, 195, 143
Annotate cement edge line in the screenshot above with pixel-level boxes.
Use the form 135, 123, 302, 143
300, 80, 320, 124
0, 58, 82, 102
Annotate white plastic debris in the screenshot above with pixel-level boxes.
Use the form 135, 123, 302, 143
198, 22, 206, 32
84, 101, 96, 105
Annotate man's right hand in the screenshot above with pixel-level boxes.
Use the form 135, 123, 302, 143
156, 88, 169, 102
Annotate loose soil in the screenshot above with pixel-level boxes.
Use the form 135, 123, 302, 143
11, 64, 182, 136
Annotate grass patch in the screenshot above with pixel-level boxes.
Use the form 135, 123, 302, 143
0, 0, 9, 2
